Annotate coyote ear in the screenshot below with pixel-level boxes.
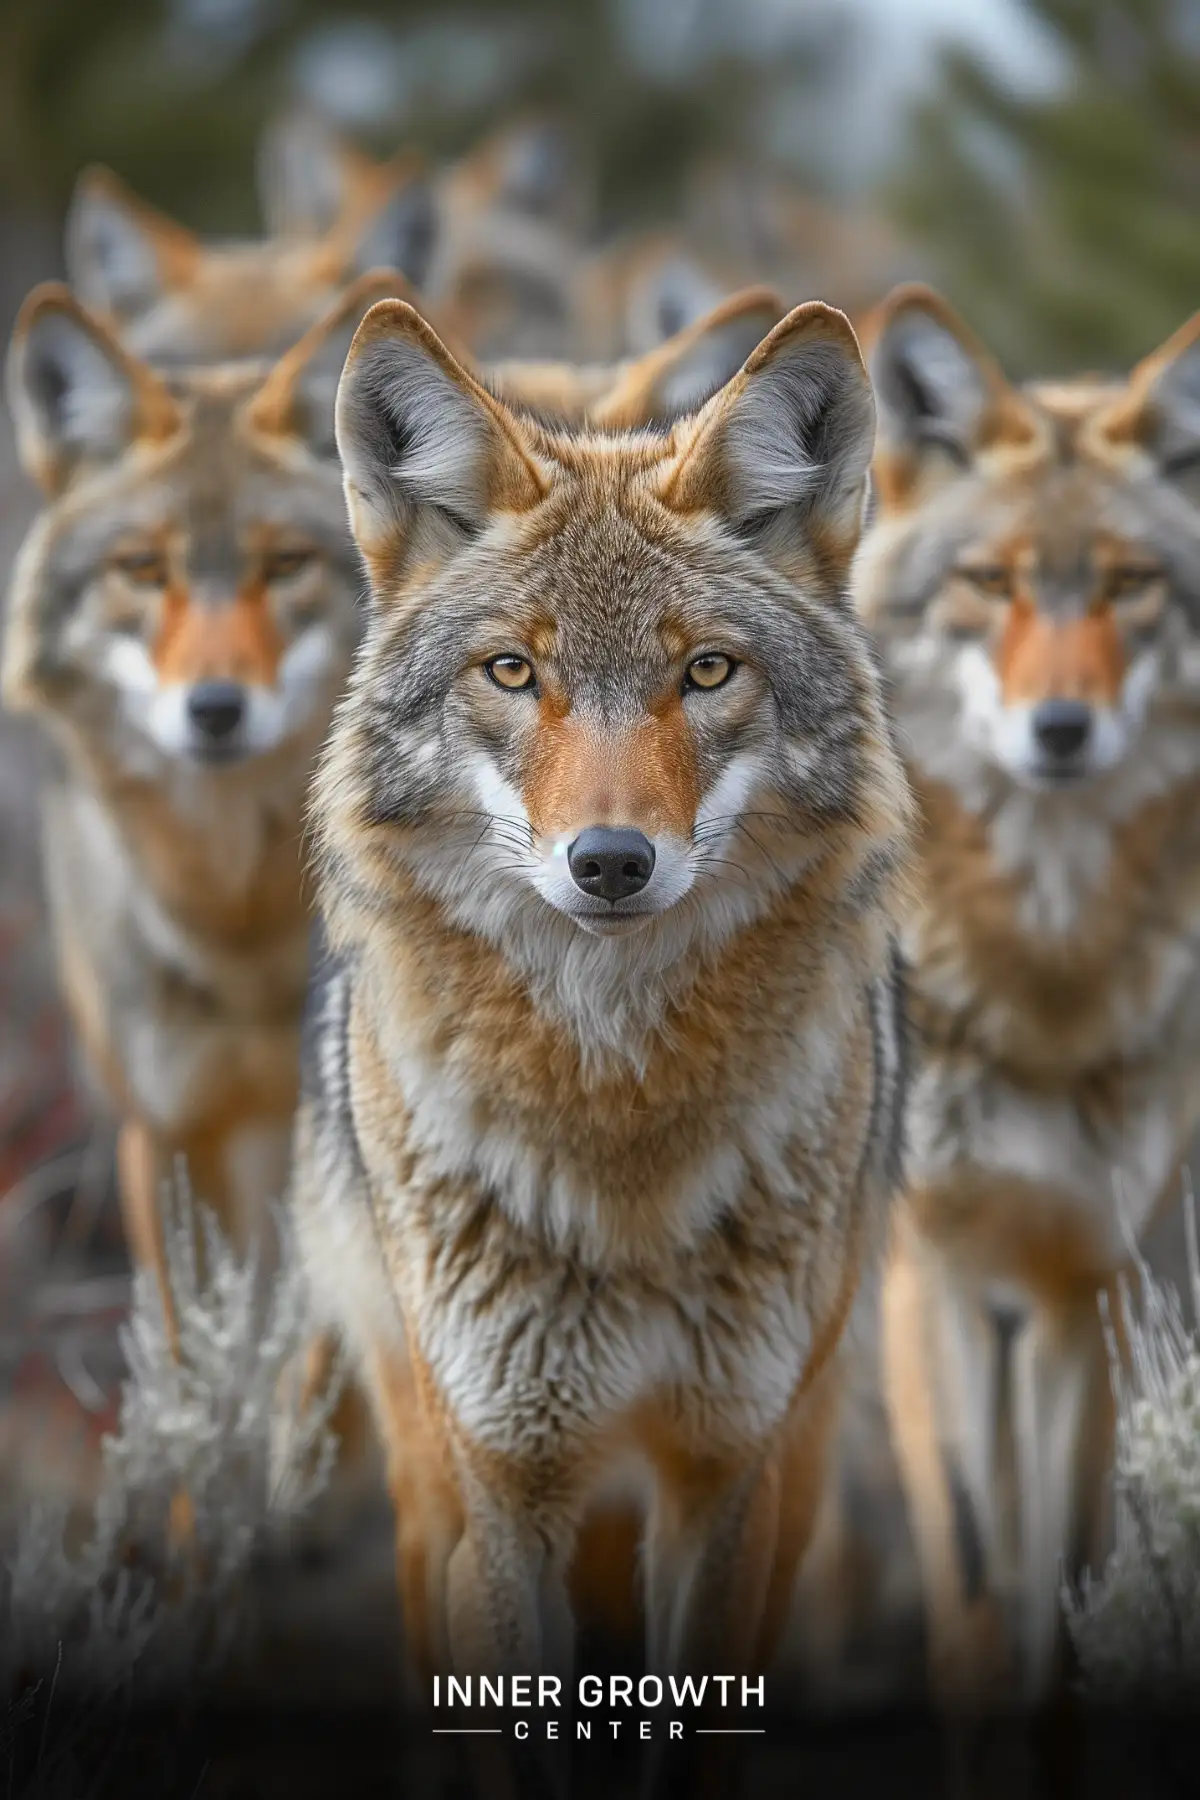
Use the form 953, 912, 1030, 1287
591, 286, 785, 429
7, 284, 179, 494
65, 167, 199, 321
335, 300, 545, 582
867, 286, 995, 453
662, 301, 875, 573
863, 284, 1037, 505
1099, 309, 1200, 497
257, 107, 356, 238
247, 271, 421, 459
351, 178, 438, 294
626, 250, 728, 354
489, 117, 591, 233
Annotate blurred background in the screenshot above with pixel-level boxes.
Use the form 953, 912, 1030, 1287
2, 0, 1197, 368
0, 0, 1197, 1720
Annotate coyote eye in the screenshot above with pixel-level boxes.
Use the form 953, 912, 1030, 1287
685, 654, 735, 692
113, 551, 167, 588
264, 548, 315, 582
1107, 565, 1162, 599
485, 655, 535, 692
958, 565, 1011, 598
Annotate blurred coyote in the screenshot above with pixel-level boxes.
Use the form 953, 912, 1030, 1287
856, 285, 1200, 1711
65, 163, 435, 363
257, 109, 592, 360
1, 276, 389, 1334
291, 290, 911, 1793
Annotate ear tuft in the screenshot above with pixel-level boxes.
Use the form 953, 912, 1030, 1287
335, 301, 543, 577
247, 270, 422, 458
1102, 309, 1200, 487
861, 283, 1035, 477
257, 107, 353, 239
663, 301, 875, 570
591, 286, 785, 429
351, 178, 438, 293
626, 250, 728, 355
7, 283, 178, 494
64, 167, 197, 322
488, 116, 593, 235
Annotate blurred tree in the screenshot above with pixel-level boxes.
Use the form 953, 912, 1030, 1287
888, 0, 1200, 376
0, 0, 848, 240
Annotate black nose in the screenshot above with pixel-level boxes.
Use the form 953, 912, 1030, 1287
567, 827, 656, 902
1032, 698, 1092, 761
187, 680, 246, 741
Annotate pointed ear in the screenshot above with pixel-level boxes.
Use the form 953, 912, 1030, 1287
590, 286, 785, 429
350, 175, 438, 293
64, 167, 200, 322
257, 107, 358, 238
862, 284, 1035, 492
487, 116, 592, 233
6, 283, 180, 495
660, 301, 875, 574
626, 249, 729, 353
246, 270, 426, 458
1094, 309, 1200, 496
335, 300, 546, 584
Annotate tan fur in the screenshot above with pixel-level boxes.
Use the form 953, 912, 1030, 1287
68, 166, 417, 362
996, 600, 1125, 709
2, 280, 375, 1329
488, 285, 785, 429
857, 285, 1200, 1717
294, 297, 910, 1792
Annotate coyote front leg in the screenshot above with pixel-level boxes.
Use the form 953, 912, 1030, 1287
642, 1450, 781, 1800
881, 1213, 1013, 1713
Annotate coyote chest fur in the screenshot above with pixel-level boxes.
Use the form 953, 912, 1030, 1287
312, 878, 892, 1471
293, 293, 910, 1752
904, 767, 1200, 1283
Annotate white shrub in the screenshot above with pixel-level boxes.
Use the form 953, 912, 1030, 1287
1, 1176, 341, 1708
1066, 1191, 1200, 1705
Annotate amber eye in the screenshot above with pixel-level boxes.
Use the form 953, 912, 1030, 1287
264, 548, 316, 582
1108, 566, 1163, 599
958, 566, 1011, 598
685, 653, 735, 692
485, 655, 535, 691
113, 551, 167, 587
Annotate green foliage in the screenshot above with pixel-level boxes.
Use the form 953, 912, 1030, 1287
887, 0, 1200, 376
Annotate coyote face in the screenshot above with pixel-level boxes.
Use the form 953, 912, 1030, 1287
857, 288, 1200, 800
320, 295, 903, 1002
3, 278, 389, 781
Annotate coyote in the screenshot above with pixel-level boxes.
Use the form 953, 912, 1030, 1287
65, 162, 437, 363
486, 282, 784, 429
575, 227, 738, 361
856, 284, 1200, 1711
2, 275, 391, 1335
291, 291, 911, 1793
256, 110, 592, 361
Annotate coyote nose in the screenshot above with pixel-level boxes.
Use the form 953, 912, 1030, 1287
567, 828, 656, 902
187, 680, 246, 741
1032, 699, 1091, 761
